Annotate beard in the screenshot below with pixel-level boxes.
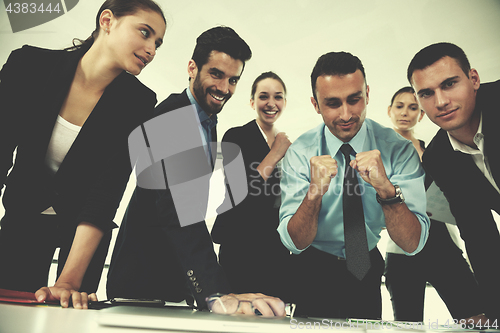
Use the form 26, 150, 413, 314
192, 72, 230, 116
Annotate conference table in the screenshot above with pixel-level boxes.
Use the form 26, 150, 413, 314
1, 302, 499, 333
0, 302, 317, 333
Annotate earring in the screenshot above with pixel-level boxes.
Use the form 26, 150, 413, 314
105, 28, 109, 34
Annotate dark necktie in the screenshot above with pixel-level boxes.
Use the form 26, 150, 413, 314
340, 144, 371, 280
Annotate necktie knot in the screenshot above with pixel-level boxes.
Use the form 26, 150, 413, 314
340, 144, 353, 161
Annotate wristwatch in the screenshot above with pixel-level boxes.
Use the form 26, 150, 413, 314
376, 184, 405, 205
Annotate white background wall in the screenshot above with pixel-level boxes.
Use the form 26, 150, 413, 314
2, 0, 500, 145
1, 0, 499, 321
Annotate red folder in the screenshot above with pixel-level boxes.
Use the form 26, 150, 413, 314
0, 288, 58, 304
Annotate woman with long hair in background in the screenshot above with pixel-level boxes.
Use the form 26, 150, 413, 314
212, 71, 292, 301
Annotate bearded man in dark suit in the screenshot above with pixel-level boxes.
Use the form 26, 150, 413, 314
107, 26, 285, 316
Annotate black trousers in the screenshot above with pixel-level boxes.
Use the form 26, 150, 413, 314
291, 246, 384, 319
0, 213, 111, 293
218, 236, 293, 302
385, 221, 483, 321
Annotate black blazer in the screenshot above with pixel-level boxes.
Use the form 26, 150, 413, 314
0, 45, 156, 231
107, 90, 230, 308
422, 80, 500, 320
212, 120, 282, 245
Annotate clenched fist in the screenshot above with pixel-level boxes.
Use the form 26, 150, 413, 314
270, 132, 292, 160
350, 149, 392, 195
309, 155, 338, 199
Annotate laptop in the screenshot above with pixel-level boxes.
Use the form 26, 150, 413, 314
97, 306, 357, 332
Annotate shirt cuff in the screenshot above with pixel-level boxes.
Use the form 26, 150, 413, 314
402, 212, 430, 256
277, 216, 309, 255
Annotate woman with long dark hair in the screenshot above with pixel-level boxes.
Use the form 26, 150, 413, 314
0, 0, 166, 308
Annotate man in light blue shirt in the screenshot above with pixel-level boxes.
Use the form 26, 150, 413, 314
278, 51, 430, 319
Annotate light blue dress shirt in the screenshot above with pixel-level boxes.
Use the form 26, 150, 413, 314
186, 88, 218, 163
278, 118, 430, 257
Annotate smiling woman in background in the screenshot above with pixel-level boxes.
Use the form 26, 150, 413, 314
212, 71, 292, 301
0, 0, 166, 308
384, 86, 484, 322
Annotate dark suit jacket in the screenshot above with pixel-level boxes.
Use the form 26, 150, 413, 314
0, 45, 156, 231
212, 120, 282, 245
107, 90, 230, 308
210, 120, 291, 298
422, 80, 500, 320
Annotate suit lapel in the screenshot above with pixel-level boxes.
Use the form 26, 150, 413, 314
437, 131, 500, 213
55, 71, 135, 180
32, 49, 83, 164
210, 126, 217, 169
155, 90, 218, 170
480, 84, 500, 188
250, 120, 271, 160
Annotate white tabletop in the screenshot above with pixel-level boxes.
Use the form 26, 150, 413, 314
0, 303, 304, 333
0, 303, 184, 333
2, 302, 499, 333
0, 303, 344, 333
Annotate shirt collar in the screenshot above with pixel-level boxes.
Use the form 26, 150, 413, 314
324, 120, 368, 157
186, 87, 218, 129
447, 112, 483, 155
